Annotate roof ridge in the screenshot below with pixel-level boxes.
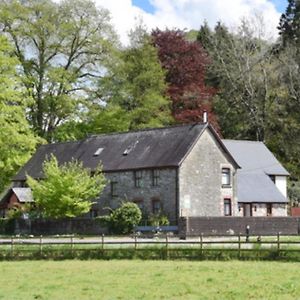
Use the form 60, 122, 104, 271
222, 139, 263, 144
40, 139, 82, 147
87, 123, 205, 139
42, 123, 206, 146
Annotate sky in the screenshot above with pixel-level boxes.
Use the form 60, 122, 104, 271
94, 0, 288, 44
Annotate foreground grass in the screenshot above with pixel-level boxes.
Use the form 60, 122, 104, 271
0, 260, 300, 299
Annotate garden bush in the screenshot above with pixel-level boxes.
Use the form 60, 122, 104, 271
97, 202, 142, 234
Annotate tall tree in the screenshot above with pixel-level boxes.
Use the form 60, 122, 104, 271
278, 0, 300, 46
88, 25, 172, 133
0, 0, 117, 141
0, 35, 39, 192
152, 29, 217, 127
197, 20, 280, 141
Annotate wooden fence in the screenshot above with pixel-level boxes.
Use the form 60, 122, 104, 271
1, 234, 300, 259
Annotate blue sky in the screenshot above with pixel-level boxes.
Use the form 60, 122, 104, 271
271, 0, 288, 12
96, 0, 285, 44
133, 0, 288, 14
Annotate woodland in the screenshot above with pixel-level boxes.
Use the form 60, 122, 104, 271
0, 0, 299, 202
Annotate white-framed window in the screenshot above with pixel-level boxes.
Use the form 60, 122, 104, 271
224, 198, 232, 216
222, 168, 231, 186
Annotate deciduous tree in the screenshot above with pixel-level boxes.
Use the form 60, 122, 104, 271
0, 35, 39, 193
97, 25, 172, 131
27, 155, 106, 218
152, 29, 217, 127
0, 0, 117, 141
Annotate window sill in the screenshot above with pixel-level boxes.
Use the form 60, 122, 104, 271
222, 185, 232, 189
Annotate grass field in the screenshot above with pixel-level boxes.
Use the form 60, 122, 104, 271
0, 260, 300, 299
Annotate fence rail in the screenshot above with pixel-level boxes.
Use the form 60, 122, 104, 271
1, 234, 300, 249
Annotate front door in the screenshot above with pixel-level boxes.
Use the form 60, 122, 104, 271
244, 204, 252, 217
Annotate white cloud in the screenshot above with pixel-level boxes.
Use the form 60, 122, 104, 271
94, 0, 281, 44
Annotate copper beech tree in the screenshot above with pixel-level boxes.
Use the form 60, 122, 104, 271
151, 29, 218, 129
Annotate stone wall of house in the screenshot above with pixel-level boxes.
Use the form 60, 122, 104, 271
236, 203, 288, 217
179, 129, 237, 217
96, 168, 178, 224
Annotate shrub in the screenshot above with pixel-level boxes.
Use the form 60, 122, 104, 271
98, 202, 142, 234
148, 213, 170, 226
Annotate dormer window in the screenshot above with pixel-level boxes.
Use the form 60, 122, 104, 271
269, 175, 275, 183
222, 168, 231, 187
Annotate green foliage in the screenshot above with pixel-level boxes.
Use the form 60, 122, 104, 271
27, 155, 106, 218
288, 181, 300, 206
97, 24, 172, 131
197, 16, 300, 188
148, 213, 170, 226
278, 0, 300, 46
0, 35, 40, 193
99, 202, 142, 234
53, 106, 132, 141
6, 208, 23, 220
0, 0, 118, 141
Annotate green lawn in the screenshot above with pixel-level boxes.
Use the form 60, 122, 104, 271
0, 260, 300, 299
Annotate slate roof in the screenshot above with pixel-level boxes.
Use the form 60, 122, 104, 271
0, 188, 33, 205
237, 173, 287, 203
223, 140, 288, 203
222, 140, 289, 176
13, 188, 34, 203
14, 123, 226, 181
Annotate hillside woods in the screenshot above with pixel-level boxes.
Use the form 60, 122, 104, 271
0, 0, 299, 201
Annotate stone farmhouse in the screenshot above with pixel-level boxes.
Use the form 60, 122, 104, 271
1, 122, 289, 223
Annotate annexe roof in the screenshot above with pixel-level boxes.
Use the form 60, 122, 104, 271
223, 139, 288, 203
14, 123, 220, 181
237, 172, 288, 203
222, 140, 289, 176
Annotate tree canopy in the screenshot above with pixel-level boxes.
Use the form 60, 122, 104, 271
98, 25, 172, 131
152, 29, 217, 128
0, 35, 39, 193
27, 155, 106, 218
0, 0, 118, 141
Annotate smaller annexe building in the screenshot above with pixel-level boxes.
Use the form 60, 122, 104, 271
223, 140, 289, 217
0, 188, 33, 217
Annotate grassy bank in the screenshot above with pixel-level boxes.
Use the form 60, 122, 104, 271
0, 260, 300, 299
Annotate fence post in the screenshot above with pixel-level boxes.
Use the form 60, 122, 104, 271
11, 237, 14, 256
134, 234, 137, 250
101, 234, 104, 251
277, 232, 280, 253
246, 225, 250, 242
71, 236, 74, 255
238, 234, 241, 259
39, 235, 43, 256
200, 234, 203, 256
166, 234, 169, 259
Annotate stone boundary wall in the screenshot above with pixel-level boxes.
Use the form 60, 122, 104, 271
12, 219, 107, 235
178, 217, 300, 237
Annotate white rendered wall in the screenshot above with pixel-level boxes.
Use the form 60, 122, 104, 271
275, 176, 287, 198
